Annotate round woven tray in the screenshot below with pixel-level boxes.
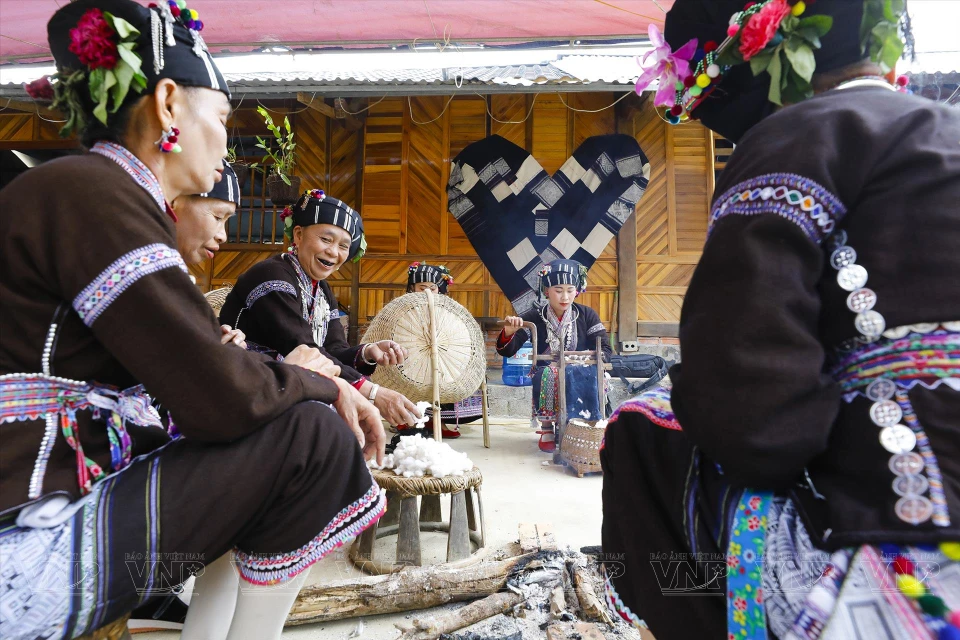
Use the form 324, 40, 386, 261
371, 467, 483, 498
361, 292, 486, 404
203, 286, 233, 315
560, 419, 605, 477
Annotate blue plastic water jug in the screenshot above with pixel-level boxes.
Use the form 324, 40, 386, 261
501, 340, 534, 387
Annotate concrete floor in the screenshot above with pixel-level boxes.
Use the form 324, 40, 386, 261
137, 417, 605, 639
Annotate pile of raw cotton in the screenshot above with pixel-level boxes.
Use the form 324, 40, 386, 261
369, 433, 474, 478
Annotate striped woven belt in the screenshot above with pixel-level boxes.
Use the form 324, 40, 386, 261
0, 373, 162, 497
828, 323, 959, 528
830, 325, 960, 394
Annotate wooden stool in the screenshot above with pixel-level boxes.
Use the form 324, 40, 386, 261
76, 615, 131, 640
349, 468, 485, 575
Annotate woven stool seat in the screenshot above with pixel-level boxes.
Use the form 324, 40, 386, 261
373, 466, 483, 498
350, 467, 486, 574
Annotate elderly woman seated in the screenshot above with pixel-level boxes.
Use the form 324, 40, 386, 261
219, 189, 424, 428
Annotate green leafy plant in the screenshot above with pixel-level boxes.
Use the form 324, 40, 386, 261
861, 0, 906, 73
252, 105, 296, 185
225, 146, 238, 164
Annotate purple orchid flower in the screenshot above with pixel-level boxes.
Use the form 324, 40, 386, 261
634, 24, 698, 108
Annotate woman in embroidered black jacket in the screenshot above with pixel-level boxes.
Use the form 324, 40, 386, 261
0, 1, 384, 637
220, 189, 423, 427
600, 2, 960, 639
497, 259, 611, 451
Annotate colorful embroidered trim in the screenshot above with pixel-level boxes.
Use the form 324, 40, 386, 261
896, 389, 950, 528
234, 481, 385, 585
609, 384, 681, 431
245, 279, 297, 309
783, 547, 853, 638
537, 365, 559, 419
726, 491, 772, 640
709, 173, 847, 246
0, 374, 161, 497
73, 244, 188, 327
830, 329, 960, 393
602, 573, 649, 631
587, 322, 606, 336
90, 142, 165, 212
437, 392, 485, 421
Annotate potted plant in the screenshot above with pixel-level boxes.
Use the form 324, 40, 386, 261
253, 105, 299, 205
225, 146, 251, 189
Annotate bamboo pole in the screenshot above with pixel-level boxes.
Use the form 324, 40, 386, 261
427, 288, 442, 441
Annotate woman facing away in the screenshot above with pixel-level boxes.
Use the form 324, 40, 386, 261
496, 259, 611, 452
0, 1, 385, 639
600, 1, 960, 639
219, 188, 424, 428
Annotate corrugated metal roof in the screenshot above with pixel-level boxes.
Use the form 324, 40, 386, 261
0, 54, 640, 97
220, 59, 631, 88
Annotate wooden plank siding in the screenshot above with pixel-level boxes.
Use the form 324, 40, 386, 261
1, 93, 720, 346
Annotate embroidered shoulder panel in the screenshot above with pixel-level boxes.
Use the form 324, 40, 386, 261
609, 384, 681, 431
73, 244, 187, 327
709, 173, 847, 246
245, 280, 297, 309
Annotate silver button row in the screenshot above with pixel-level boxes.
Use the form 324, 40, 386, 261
826, 230, 934, 526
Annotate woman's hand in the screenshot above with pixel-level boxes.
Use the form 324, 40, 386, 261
372, 387, 422, 426
363, 341, 409, 367
502, 316, 524, 337
284, 345, 341, 378
332, 378, 386, 465
219, 325, 247, 349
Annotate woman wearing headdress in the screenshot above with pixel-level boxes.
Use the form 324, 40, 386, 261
601, 1, 960, 639
0, 1, 385, 638
219, 189, 424, 428
497, 259, 612, 452
403, 262, 478, 439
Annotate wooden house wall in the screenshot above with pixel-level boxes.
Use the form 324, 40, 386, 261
0, 93, 719, 345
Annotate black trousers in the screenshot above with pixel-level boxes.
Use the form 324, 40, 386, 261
600, 412, 736, 640
4, 401, 384, 638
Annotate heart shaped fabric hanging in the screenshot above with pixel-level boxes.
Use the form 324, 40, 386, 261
447, 134, 650, 314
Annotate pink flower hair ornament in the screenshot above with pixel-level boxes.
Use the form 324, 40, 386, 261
634, 24, 698, 108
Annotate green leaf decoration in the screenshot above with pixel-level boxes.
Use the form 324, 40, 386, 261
111, 62, 134, 111
52, 68, 88, 137
104, 12, 141, 40
766, 49, 783, 106
795, 28, 822, 49
353, 234, 368, 263
749, 51, 775, 76
796, 14, 833, 36
784, 43, 815, 82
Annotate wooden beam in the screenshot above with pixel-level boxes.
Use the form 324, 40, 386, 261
706, 129, 716, 214
440, 96, 451, 255
296, 92, 335, 118
617, 210, 639, 346
665, 122, 678, 256
637, 321, 679, 338
350, 124, 365, 344
297, 92, 364, 132
1, 99, 61, 120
